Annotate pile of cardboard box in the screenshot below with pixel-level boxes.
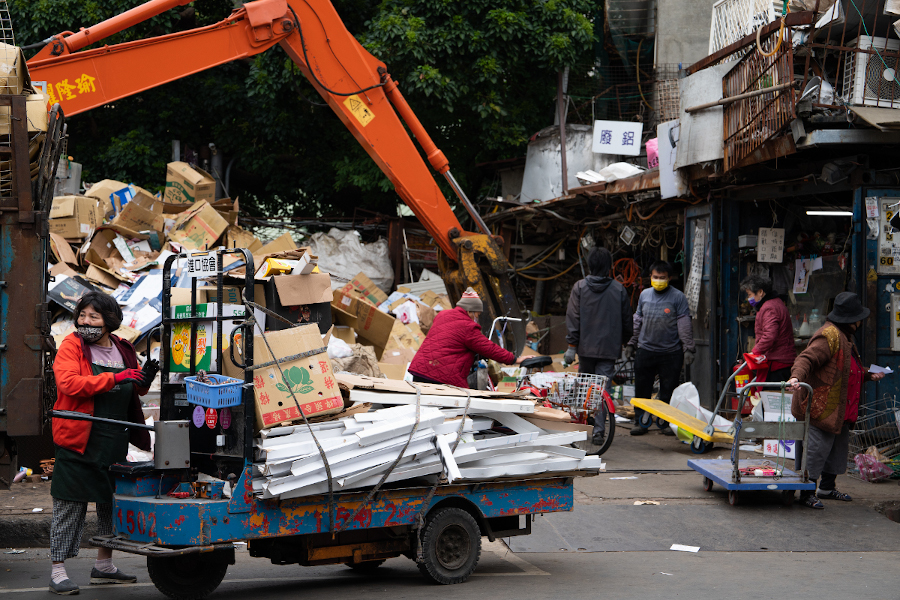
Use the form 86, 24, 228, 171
329, 272, 453, 381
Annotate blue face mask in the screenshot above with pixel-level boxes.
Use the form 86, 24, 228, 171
748, 297, 759, 308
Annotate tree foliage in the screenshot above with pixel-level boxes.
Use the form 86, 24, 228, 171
13, 0, 593, 220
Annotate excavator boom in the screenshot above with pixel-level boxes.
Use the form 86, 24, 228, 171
26, 0, 524, 351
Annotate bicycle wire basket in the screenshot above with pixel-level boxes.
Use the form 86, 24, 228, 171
547, 373, 609, 414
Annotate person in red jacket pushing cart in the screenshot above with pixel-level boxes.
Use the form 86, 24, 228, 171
409, 287, 524, 388
48, 292, 158, 595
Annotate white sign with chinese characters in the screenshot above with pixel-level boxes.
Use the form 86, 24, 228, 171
182, 251, 219, 278
756, 227, 784, 263
592, 120, 644, 156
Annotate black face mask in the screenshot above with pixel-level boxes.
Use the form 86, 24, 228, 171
77, 325, 104, 343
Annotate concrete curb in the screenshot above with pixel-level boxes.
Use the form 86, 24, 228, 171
1, 514, 98, 549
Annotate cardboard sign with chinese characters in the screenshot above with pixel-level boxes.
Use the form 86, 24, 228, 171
591, 120, 644, 156
251, 324, 344, 429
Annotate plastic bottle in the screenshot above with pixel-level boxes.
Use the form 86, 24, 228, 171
799, 314, 811, 337
809, 309, 821, 332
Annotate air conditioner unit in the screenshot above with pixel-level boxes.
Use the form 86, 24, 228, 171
842, 36, 900, 108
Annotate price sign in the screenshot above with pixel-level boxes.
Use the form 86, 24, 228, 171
220, 407, 232, 430
757, 228, 784, 264
192, 406, 205, 428
205, 407, 218, 429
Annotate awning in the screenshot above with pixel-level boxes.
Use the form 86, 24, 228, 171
849, 106, 900, 131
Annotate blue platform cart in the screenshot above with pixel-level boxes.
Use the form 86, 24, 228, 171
51, 248, 582, 600
688, 381, 817, 507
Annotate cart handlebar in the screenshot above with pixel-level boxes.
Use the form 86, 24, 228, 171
50, 410, 155, 430
738, 381, 813, 400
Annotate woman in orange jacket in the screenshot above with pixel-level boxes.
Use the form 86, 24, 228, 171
48, 292, 156, 595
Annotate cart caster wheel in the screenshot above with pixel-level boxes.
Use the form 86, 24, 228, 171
781, 490, 795, 507
690, 437, 711, 454
703, 476, 714, 492
655, 417, 668, 429
639, 412, 653, 429
728, 490, 739, 506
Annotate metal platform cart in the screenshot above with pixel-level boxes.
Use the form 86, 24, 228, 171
688, 381, 817, 506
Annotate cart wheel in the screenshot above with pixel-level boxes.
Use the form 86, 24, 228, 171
147, 550, 230, 600
639, 411, 653, 429
728, 490, 740, 506
690, 437, 710, 454
348, 559, 386, 571
703, 476, 714, 492
781, 490, 795, 507
655, 417, 668, 429
417, 507, 481, 585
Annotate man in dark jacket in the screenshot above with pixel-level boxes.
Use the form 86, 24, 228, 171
565, 247, 632, 443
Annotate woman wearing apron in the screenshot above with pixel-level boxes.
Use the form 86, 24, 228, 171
49, 292, 156, 595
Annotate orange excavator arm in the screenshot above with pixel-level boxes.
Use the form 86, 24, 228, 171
26, 0, 524, 351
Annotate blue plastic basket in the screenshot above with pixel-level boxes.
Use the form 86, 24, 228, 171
184, 374, 244, 409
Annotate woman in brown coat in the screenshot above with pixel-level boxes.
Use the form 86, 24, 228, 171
787, 293, 885, 509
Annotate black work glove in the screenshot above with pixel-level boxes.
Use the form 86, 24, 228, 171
140, 359, 160, 388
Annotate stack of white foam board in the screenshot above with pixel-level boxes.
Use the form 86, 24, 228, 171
249, 375, 605, 500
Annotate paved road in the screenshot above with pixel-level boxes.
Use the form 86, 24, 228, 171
2, 544, 899, 599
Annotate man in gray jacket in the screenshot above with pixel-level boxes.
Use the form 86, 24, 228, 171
565, 247, 632, 443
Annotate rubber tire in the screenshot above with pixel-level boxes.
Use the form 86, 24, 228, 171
690, 437, 710, 454
586, 407, 616, 456
781, 490, 795, 507
417, 507, 481, 585
655, 416, 668, 430
728, 490, 740, 506
703, 476, 714, 492
147, 553, 229, 600
639, 411, 653, 429
347, 559, 386, 571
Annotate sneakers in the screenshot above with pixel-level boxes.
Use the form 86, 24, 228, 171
800, 494, 825, 509
817, 488, 852, 501
630, 426, 647, 436
89, 568, 137, 585
49, 579, 79, 595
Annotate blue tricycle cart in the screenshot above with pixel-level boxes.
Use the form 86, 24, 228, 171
52, 249, 579, 599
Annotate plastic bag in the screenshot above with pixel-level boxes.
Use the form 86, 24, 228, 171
307, 228, 394, 292
393, 300, 420, 325
669, 382, 733, 437
854, 453, 894, 482
645, 138, 659, 169
327, 336, 353, 359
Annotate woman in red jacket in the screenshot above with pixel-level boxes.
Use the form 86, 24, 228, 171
409, 288, 523, 387
740, 275, 797, 382
48, 292, 156, 595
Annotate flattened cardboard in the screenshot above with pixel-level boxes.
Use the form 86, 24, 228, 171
112, 200, 165, 234
331, 294, 395, 356
379, 347, 416, 366
49, 233, 79, 267
0, 92, 48, 135
378, 362, 408, 381
257, 232, 296, 255
251, 325, 344, 429
84, 264, 120, 290
341, 272, 388, 306
0, 43, 26, 95
273, 273, 333, 306
168, 200, 228, 250
263, 276, 332, 334
384, 321, 425, 353
165, 161, 215, 204
83, 229, 122, 269
332, 326, 356, 345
